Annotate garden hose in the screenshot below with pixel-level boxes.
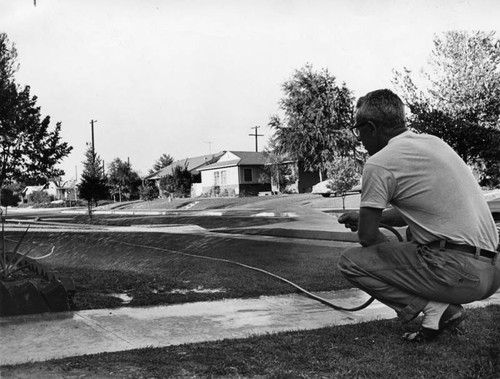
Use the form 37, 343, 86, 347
112, 223, 404, 312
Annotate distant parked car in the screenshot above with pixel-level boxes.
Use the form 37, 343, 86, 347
312, 179, 362, 198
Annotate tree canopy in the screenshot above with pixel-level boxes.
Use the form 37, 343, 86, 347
268, 64, 357, 180
150, 153, 175, 174
108, 158, 141, 202
261, 137, 297, 193
0, 33, 72, 188
393, 31, 500, 186
325, 156, 361, 210
159, 164, 194, 198
78, 146, 108, 211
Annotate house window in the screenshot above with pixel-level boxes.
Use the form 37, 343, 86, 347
221, 170, 227, 185
243, 168, 253, 182
214, 171, 220, 185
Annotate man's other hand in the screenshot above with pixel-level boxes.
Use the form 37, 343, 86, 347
338, 212, 359, 232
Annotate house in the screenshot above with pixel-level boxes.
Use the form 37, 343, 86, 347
21, 185, 46, 203
144, 152, 225, 197
198, 151, 271, 197
21, 179, 76, 203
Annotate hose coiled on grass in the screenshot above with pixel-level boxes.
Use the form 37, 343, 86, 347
112, 223, 403, 312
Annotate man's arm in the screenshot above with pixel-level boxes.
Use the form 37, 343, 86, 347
338, 207, 407, 247
358, 207, 385, 246
380, 207, 406, 227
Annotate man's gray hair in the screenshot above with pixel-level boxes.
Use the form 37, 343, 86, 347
356, 89, 405, 129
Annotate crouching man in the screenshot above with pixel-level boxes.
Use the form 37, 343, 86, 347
338, 89, 500, 342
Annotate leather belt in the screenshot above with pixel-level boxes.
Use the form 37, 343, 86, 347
426, 241, 499, 259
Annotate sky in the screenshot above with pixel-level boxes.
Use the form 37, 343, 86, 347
1, 0, 499, 182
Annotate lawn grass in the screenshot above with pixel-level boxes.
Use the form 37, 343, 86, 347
8, 230, 351, 310
2, 305, 498, 378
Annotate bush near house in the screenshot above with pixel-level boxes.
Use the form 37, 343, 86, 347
159, 165, 196, 198
28, 190, 53, 205
139, 183, 159, 201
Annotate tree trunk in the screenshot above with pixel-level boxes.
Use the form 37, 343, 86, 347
87, 201, 93, 222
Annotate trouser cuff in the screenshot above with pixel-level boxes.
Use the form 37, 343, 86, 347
397, 297, 429, 323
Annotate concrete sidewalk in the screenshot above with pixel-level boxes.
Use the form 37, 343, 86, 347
2, 288, 499, 366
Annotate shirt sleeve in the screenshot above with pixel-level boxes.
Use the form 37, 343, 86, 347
360, 163, 396, 209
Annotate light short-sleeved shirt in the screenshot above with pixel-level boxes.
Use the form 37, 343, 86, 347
361, 130, 499, 251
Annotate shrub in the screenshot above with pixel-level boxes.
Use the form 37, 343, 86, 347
28, 190, 52, 204
140, 184, 159, 201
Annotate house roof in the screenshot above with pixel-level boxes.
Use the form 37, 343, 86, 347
145, 151, 225, 179
22, 185, 46, 194
198, 151, 267, 171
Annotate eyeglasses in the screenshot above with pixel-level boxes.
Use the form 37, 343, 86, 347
350, 121, 370, 137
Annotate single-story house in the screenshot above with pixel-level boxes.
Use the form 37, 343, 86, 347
144, 152, 225, 197
198, 151, 271, 197
21, 179, 76, 203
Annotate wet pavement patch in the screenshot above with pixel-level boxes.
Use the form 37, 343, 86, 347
168, 287, 226, 294
108, 293, 133, 304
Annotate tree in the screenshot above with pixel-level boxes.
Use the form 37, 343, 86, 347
0, 187, 20, 207
0, 33, 72, 189
78, 147, 108, 219
108, 158, 141, 202
261, 137, 297, 193
159, 164, 194, 198
393, 31, 500, 186
149, 153, 174, 174
139, 182, 159, 202
269, 64, 357, 181
325, 157, 362, 210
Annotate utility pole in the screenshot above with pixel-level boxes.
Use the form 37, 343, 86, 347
74, 166, 78, 203
249, 126, 264, 152
90, 119, 97, 162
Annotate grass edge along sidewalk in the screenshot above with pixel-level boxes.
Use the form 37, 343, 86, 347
1, 305, 499, 378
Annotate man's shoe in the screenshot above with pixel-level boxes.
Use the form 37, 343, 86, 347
438, 304, 467, 333
402, 304, 467, 343
402, 327, 440, 342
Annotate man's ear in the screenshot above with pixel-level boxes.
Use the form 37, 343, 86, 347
367, 121, 377, 136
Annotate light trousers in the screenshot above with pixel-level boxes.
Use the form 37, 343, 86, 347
338, 241, 500, 322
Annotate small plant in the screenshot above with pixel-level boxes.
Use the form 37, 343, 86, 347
325, 157, 362, 210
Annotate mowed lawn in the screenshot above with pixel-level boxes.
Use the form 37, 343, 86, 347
9, 229, 350, 310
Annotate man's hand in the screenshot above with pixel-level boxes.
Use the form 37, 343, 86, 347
338, 212, 359, 232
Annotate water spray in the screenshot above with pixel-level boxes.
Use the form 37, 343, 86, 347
111, 224, 404, 312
